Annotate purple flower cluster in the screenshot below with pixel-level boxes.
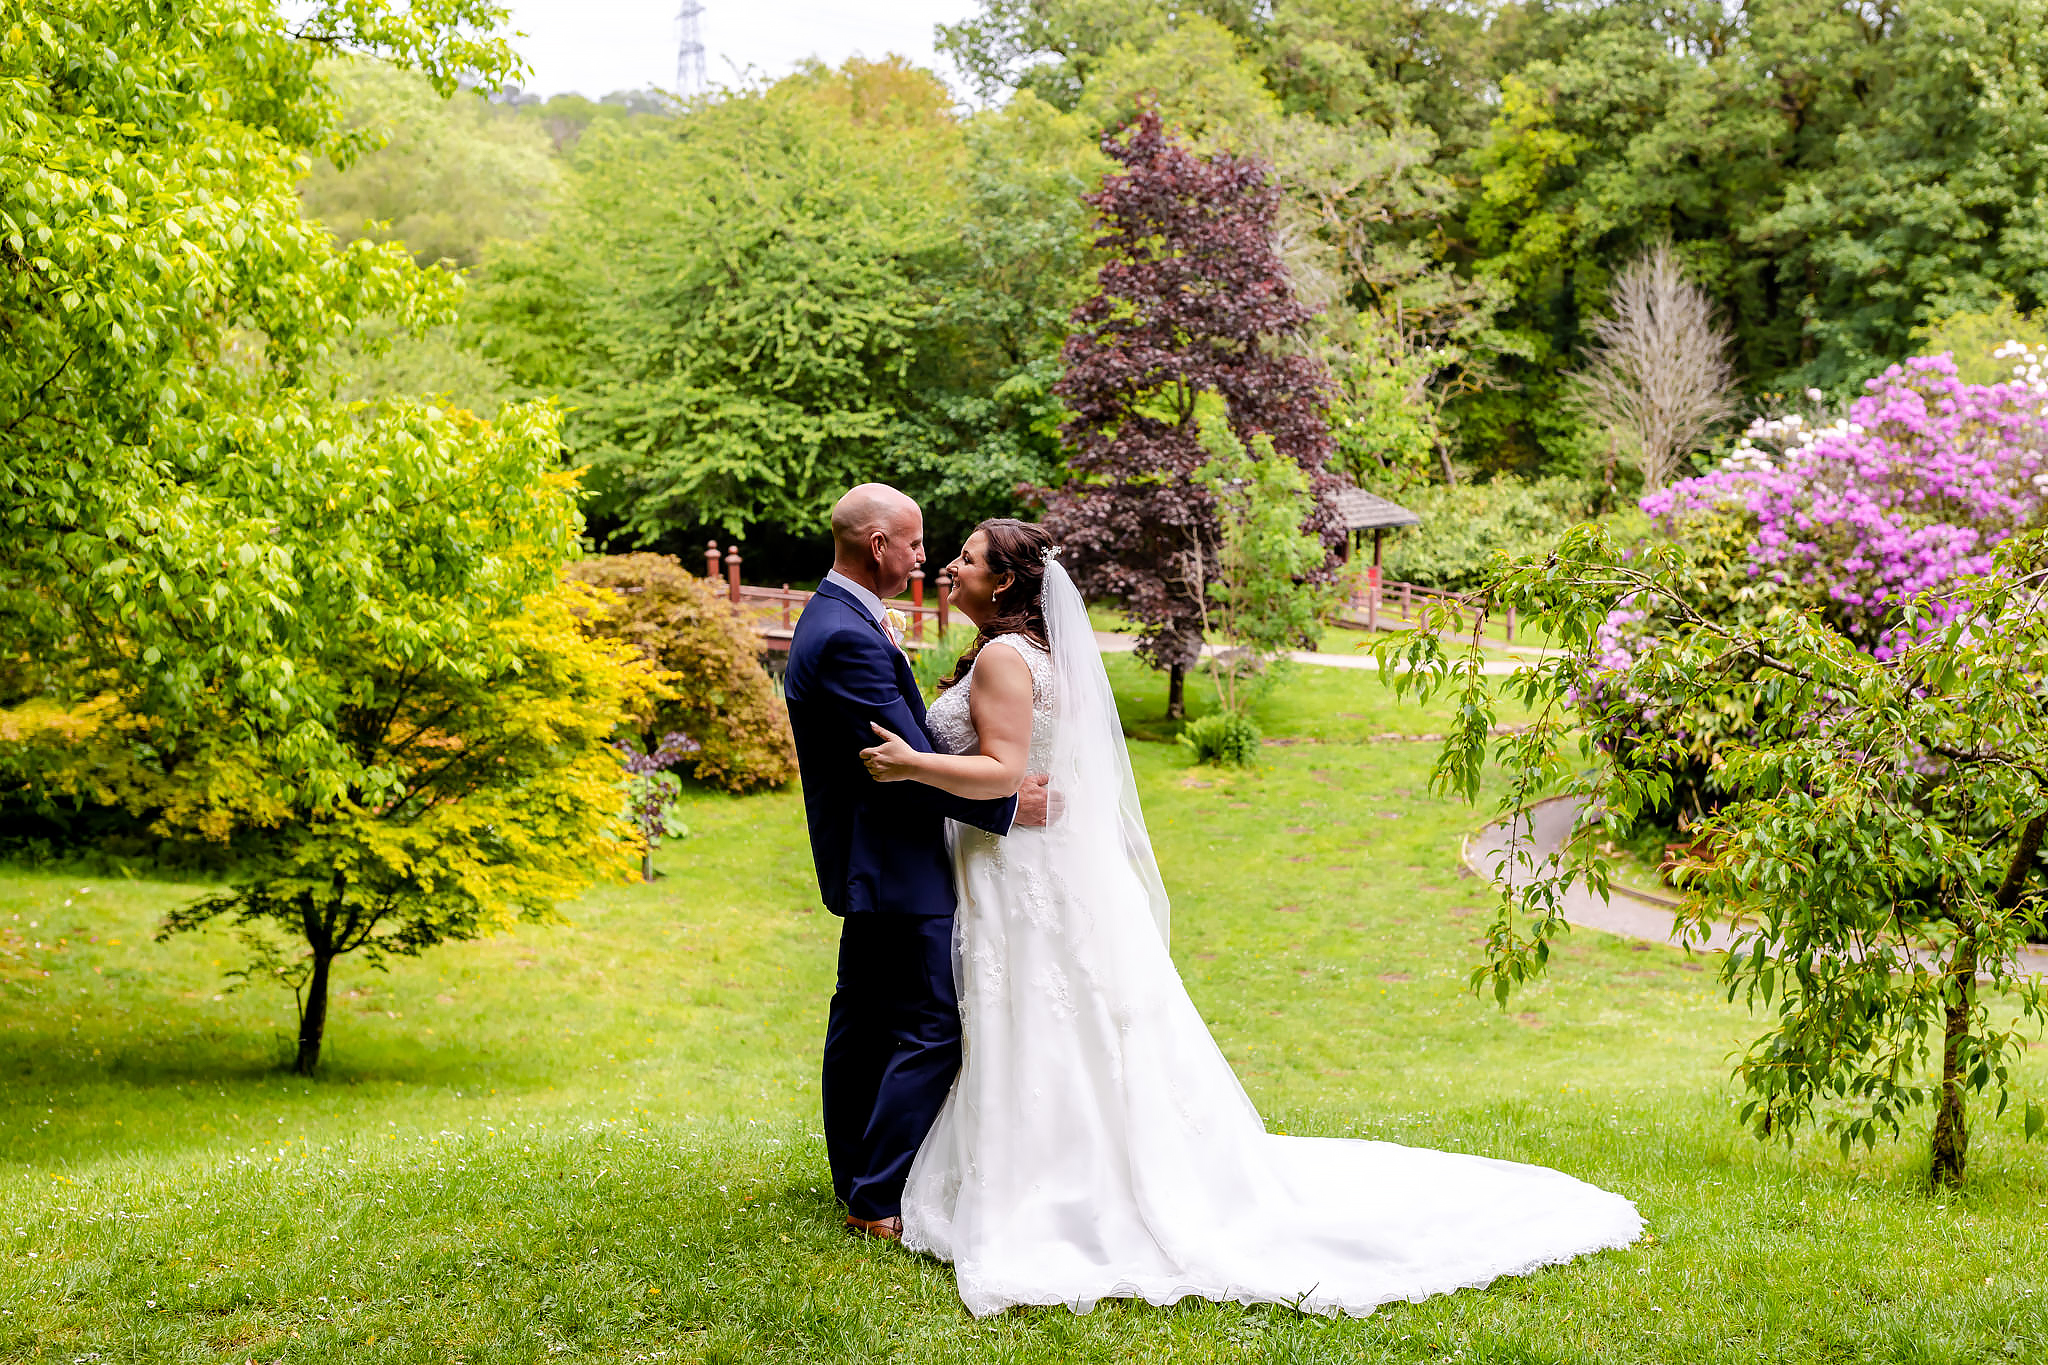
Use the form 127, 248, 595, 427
617, 731, 700, 847
1642, 354, 2048, 656
617, 731, 699, 778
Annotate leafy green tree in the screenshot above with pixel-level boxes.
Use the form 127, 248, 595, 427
1190, 408, 1338, 717
1386, 524, 2048, 1189
1256, 0, 1495, 141
475, 58, 1094, 550
2, 2, 657, 1073
1, 0, 522, 734
477, 60, 963, 541
159, 567, 651, 1075
938, 0, 1263, 111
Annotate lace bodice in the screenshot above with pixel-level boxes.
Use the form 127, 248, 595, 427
924, 633, 1055, 769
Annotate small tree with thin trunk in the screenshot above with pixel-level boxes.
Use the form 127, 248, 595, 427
1189, 408, 1339, 718
619, 731, 699, 882
1040, 109, 1342, 719
1384, 523, 2048, 1189
1566, 242, 1742, 491
158, 580, 649, 1075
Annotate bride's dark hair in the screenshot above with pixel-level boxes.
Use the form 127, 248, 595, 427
937, 518, 1054, 692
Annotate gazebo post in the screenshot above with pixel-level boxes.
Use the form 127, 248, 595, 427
1332, 485, 1420, 634
1369, 529, 1383, 633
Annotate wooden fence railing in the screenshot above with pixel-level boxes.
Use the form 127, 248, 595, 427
702, 542, 1524, 652
704, 541, 954, 652
1337, 572, 1523, 645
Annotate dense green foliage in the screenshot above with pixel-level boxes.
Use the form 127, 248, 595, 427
2, 0, 515, 733
942, 0, 2048, 482
470, 61, 1100, 551
269, 1, 2048, 565
1, 1, 669, 1074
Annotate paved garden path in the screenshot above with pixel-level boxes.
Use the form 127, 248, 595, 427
1092, 632, 1527, 675
1461, 794, 2048, 976
1461, 795, 1736, 954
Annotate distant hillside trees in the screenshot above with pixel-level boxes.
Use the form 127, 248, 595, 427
470, 60, 1104, 555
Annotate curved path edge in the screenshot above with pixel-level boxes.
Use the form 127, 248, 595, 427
1460, 795, 2048, 977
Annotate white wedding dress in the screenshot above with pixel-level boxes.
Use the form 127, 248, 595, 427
899, 561, 1642, 1318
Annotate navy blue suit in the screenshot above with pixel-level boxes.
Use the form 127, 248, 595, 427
784, 579, 1016, 1219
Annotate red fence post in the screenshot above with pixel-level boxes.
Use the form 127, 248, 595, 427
781, 585, 792, 631
705, 540, 721, 580
936, 572, 950, 635
909, 570, 925, 640
725, 545, 741, 603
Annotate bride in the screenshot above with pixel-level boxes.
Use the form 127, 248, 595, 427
856, 517, 1641, 1318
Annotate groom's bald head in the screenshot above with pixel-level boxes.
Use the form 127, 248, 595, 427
830, 483, 925, 599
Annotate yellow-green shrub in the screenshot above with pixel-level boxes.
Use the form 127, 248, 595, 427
566, 555, 797, 792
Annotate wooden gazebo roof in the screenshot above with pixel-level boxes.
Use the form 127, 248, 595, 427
1331, 485, 1422, 532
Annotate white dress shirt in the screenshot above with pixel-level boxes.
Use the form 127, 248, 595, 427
824, 570, 894, 636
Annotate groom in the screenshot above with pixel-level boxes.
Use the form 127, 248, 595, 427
784, 483, 1048, 1239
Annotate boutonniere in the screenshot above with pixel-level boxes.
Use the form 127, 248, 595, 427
883, 607, 910, 652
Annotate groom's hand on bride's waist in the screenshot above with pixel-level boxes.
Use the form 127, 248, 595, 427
1013, 773, 1061, 827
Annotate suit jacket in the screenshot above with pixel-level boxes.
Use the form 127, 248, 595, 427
784, 579, 1017, 917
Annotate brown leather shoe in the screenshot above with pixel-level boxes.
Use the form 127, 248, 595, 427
844, 1214, 903, 1240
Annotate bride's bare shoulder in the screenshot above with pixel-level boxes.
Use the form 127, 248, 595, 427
967, 638, 1034, 706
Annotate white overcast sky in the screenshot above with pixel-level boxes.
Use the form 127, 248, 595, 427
499, 1, 982, 99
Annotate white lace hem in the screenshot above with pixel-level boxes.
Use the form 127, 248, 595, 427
905, 1201, 1645, 1318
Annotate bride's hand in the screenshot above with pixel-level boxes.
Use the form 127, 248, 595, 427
860, 723, 923, 783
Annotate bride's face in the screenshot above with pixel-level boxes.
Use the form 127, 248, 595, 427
943, 531, 1012, 628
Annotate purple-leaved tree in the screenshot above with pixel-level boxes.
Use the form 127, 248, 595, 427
1039, 109, 1342, 719
617, 731, 700, 882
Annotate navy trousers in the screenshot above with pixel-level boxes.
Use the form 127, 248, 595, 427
822, 912, 960, 1220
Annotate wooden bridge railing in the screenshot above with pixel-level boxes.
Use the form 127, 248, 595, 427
703, 541, 1523, 653
1338, 570, 1522, 645
705, 540, 953, 652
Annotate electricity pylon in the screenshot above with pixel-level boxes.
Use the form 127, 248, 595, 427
676, 0, 706, 97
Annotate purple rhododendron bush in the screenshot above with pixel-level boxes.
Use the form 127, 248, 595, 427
1643, 351, 2048, 656
1570, 347, 2048, 821
1375, 349, 2048, 1186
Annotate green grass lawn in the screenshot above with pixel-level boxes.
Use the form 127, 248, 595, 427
3, 665, 2046, 1361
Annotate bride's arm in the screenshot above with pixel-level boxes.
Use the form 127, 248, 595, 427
859, 643, 1032, 800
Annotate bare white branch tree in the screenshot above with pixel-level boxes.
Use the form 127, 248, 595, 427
1567, 242, 1742, 490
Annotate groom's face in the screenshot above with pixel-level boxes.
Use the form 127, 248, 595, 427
872, 505, 926, 599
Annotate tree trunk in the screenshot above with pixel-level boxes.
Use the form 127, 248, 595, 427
1167, 661, 1186, 721
642, 845, 655, 882
1435, 441, 1458, 486
1930, 933, 1974, 1189
295, 950, 334, 1077
1932, 811, 2046, 1188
